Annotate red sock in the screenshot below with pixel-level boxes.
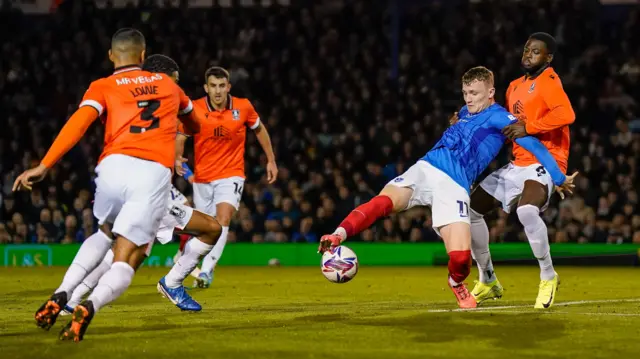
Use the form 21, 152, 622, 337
179, 234, 191, 252
339, 195, 393, 237
448, 250, 472, 285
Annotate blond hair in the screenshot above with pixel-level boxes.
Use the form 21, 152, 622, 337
462, 66, 494, 86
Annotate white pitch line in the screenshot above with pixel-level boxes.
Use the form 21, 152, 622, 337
426, 298, 640, 313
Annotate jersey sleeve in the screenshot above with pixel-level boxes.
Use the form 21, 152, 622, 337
525, 76, 575, 134
514, 136, 566, 186
505, 82, 514, 107
79, 81, 107, 116
488, 112, 518, 130
177, 87, 193, 115
246, 100, 261, 130
41, 106, 99, 168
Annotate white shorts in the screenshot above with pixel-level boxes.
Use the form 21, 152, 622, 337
193, 176, 245, 216
156, 186, 194, 244
388, 160, 471, 229
479, 162, 554, 213
93, 154, 171, 247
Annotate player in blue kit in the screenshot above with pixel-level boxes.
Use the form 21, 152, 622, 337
318, 66, 575, 308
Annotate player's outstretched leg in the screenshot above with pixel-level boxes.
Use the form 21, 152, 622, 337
518, 181, 558, 309
198, 202, 234, 288
158, 212, 221, 310
319, 185, 411, 252
61, 249, 115, 316
468, 188, 504, 304
35, 229, 112, 330
440, 222, 476, 309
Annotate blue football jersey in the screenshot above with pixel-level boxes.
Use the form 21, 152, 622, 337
421, 104, 517, 192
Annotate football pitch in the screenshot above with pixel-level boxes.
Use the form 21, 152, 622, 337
1, 266, 639, 359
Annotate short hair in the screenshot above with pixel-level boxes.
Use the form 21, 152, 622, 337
462, 66, 494, 86
204, 67, 230, 82
142, 54, 179, 75
111, 28, 146, 51
529, 32, 557, 54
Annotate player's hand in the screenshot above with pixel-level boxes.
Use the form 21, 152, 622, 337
448, 112, 459, 126
175, 156, 187, 176
555, 171, 579, 200
187, 174, 194, 184
502, 121, 528, 139
12, 164, 48, 192
266, 161, 278, 184
317, 234, 342, 254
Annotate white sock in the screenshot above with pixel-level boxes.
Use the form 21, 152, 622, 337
448, 276, 461, 287
200, 226, 229, 274
68, 249, 114, 308
190, 267, 202, 279
55, 230, 112, 298
470, 209, 496, 284
517, 205, 555, 281
164, 238, 213, 288
333, 227, 347, 241
87, 261, 135, 312
173, 249, 183, 264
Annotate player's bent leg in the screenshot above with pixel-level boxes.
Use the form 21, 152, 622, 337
518, 180, 558, 309
439, 222, 476, 309
319, 184, 411, 251
199, 202, 234, 285
35, 226, 113, 330
163, 211, 219, 295
469, 187, 504, 304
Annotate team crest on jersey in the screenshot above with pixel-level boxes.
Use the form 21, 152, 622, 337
528, 83, 536, 93
232, 109, 240, 120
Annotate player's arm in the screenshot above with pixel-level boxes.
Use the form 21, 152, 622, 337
176, 86, 200, 135
174, 126, 193, 182
247, 102, 278, 184
42, 106, 99, 167
524, 77, 575, 134
491, 114, 566, 186
13, 106, 99, 191
513, 137, 565, 186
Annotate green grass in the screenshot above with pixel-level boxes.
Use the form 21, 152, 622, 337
1, 266, 639, 359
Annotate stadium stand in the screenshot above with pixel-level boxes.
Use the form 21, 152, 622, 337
0, 0, 638, 245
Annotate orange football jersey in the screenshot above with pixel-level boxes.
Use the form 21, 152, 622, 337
180, 96, 259, 183
507, 67, 575, 173
80, 65, 193, 168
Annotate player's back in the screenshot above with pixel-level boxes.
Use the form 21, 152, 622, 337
423, 104, 511, 192
81, 65, 191, 168
506, 67, 572, 172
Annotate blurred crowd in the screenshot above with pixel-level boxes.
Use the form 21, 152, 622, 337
1, 0, 639, 245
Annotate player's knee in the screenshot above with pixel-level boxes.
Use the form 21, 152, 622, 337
205, 216, 222, 238
379, 185, 411, 212
516, 204, 540, 227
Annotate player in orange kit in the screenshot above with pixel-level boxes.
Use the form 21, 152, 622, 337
469, 32, 577, 309
176, 67, 278, 287
14, 29, 204, 341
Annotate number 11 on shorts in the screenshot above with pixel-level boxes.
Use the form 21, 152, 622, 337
457, 200, 469, 218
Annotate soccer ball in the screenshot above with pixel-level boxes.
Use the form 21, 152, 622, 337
321, 246, 359, 283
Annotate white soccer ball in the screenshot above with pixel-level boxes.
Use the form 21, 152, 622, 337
321, 245, 359, 283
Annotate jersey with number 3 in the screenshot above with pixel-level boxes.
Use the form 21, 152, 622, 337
79, 65, 193, 169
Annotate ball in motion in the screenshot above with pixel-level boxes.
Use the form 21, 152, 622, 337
321, 245, 358, 283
